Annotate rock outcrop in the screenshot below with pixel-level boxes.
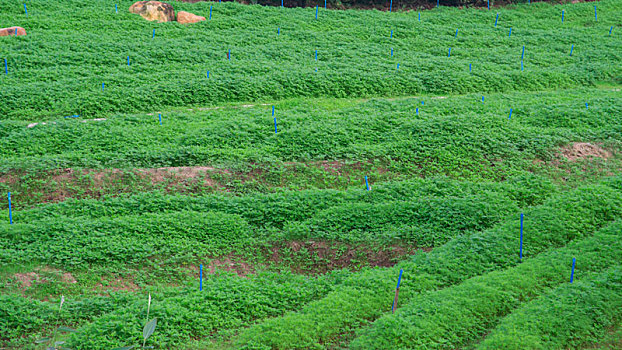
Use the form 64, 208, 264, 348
129, 1, 175, 22
177, 11, 206, 24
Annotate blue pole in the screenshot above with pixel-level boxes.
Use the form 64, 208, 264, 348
609, 26, 613, 36
391, 48, 393, 57
396, 63, 400, 70
421, 101, 424, 105
495, 13, 499, 27
521, 45, 525, 60
469, 63, 472, 72
519, 213, 523, 259
127, 56, 130, 66
272, 105, 275, 117
562, 9, 564, 23
8, 192, 12, 225
585, 102, 588, 109
570, 258, 576, 283
570, 44, 574, 56
4, 59, 7, 75
509, 108, 512, 119
487, 0, 489, 10
594, 5, 597, 21
509, 28, 512, 37
24, 4, 28, 16
390, 30, 393, 38
437, 0, 439, 8
521, 60, 523, 71
281, 0, 283, 7
278, 27, 280, 35
390, 0, 392, 12
199, 264, 203, 291
316, 5, 318, 19
482, 96, 485, 103
152, 29, 155, 39
416, 107, 419, 115
228, 49, 231, 60
274, 117, 277, 133
315, 49, 317, 61
115, 4, 118, 13
418, 12, 420, 21
102, 83, 105, 92
448, 48, 451, 57
209, 5, 212, 19
325, 0, 326, 9
455, 29, 458, 37
158, 113, 162, 125
365, 176, 370, 191
207, 70, 210, 79
391, 269, 403, 313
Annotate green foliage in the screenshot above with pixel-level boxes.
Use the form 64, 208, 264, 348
0, 1, 620, 120
477, 266, 622, 349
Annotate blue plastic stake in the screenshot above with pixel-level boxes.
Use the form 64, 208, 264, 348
278, 27, 280, 35
281, 0, 283, 7
594, 6, 597, 21
562, 10, 564, 23
495, 13, 499, 27
8, 192, 12, 225
274, 117, 277, 133
315, 5, 318, 19
158, 113, 162, 125
390, 30, 393, 38
570, 44, 574, 56
521, 45, 525, 60
437, 0, 439, 8
455, 29, 458, 37
521, 60, 523, 71
4, 59, 7, 75
396, 63, 400, 70
487, 0, 489, 10
391, 48, 393, 57
325, 0, 327, 9
272, 105, 275, 117
609, 26, 613, 36
152, 29, 155, 39
469, 63, 472, 72
199, 264, 203, 291
509, 108, 512, 119
391, 269, 403, 313
482, 96, 485, 103
228, 49, 231, 60
365, 176, 370, 191
209, 5, 212, 19
24, 3, 28, 16
102, 83, 105, 92
519, 213, 523, 259
207, 70, 210, 79
416, 107, 419, 115
570, 258, 576, 283
418, 12, 421, 21
115, 4, 118, 13
448, 48, 451, 57
421, 101, 424, 105
127, 56, 130, 66
390, 0, 393, 12
509, 28, 512, 37
315, 49, 317, 61
585, 102, 588, 109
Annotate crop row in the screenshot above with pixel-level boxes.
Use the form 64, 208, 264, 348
231, 177, 622, 348
0, 1, 620, 119
350, 220, 622, 349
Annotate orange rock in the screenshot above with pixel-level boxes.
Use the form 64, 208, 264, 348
0, 27, 26, 37
129, 1, 175, 22
177, 11, 206, 24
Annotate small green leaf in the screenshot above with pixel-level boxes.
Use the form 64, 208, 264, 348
58, 326, 77, 333
35, 337, 50, 344
143, 318, 157, 340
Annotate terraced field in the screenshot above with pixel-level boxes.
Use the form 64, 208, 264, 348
0, 0, 621, 349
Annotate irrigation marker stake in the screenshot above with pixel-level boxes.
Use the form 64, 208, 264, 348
316, 5, 318, 19
24, 3, 28, 16
416, 107, 419, 115
482, 96, 485, 103
391, 29, 393, 38
569, 44, 574, 56
315, 49, 317, 61
115, 4, 118, 13
102, 83, 105, 92
4, 59, 7, 75
397, 63, 400, 70
390, 0, 392, 12
448, 48, 451, 57
274, 117, 278, 133
325, 0, 326, 9
509, 108, 512, 119
127, 56, 130, 66
418, 12, 421, 21
199, 264, 203, 291
585, 102, 588, 109
609, 26, 613, 35
455, 29, 458, 37
391, 48, 393, 57
8, 192, 13, 225
469, 63, 472, 72
365, 176, 370, 191
228, 49, 231, 60
521, 45, 525, 60
562, 9, 564, 23
509, 27, 512, 37
487, 0, 489, 10
158, 113, 162, 125
152, 29, 155, 39
519, 213, 523, 259
209, 5, 212, 19
278, 27, 280, 35
521, 60, 523, 71
391, 269, 403, 313
207, 70, 210, 79
594, 5, 597, 21
437, 0, 439, 8
570, 258, 576, 283
495, 13, 499, 27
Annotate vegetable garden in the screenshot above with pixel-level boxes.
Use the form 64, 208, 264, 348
0, 0, 621, 349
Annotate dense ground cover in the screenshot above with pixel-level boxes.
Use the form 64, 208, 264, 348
0, 0, 620, 120
1, 0, 621, 349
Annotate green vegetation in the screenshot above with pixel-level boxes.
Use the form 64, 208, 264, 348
1, 0, 621, 348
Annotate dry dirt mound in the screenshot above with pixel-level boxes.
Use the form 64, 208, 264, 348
560, 142, 612, 162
